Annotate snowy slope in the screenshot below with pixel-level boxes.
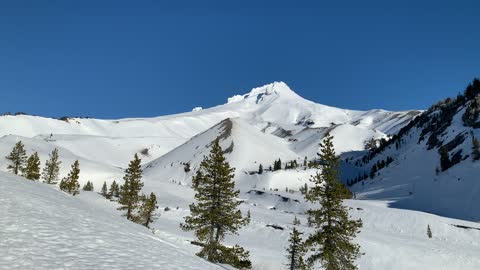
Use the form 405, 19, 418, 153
135, 173, 480, 270
0, 82, 419, 170
3, 167, 480, 270
0, 172, 222, 270
0, 135, 124, 188
143, 118, 301, 191
348, 82, 480, 221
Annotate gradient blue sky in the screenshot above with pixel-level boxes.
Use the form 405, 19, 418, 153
0, 0, 479, 119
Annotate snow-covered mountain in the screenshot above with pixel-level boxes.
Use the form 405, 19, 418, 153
349, 79, 480, 221
0, 82, 418, 167
0, 82, 419, 189
6, 81, 480, 269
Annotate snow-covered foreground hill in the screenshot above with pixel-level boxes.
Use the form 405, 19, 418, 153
0, 172, 222, 270
2, 172, 479, 270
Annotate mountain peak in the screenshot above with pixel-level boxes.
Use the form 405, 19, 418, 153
227, 81, 300, 104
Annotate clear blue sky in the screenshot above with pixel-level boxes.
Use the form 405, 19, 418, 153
0, 0, 479, 119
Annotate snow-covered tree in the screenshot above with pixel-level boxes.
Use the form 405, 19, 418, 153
6, 141, 27, 175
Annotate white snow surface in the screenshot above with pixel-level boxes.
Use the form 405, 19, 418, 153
2, 171, 480, 270
5, 82, 477, 269
0, 172, 222, 270
350, 100, 480, 221
0, 82, 418, 168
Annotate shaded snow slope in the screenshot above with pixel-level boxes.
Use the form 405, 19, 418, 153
0, 172, 221, 270
349, 89, 480, 221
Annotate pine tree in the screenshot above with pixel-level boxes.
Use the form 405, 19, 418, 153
24, 152, 41, 181
136, 192, 157, 228
258, 164, 263, 174
181, 138, 251, 269
286, 217, 308, 270
439, 146, 450, 171
118, 154, 144, 220
109, 180, 119, 198
273, 158, 282, 171
472, 138, 480, 161
6, 141, 27, 175
427, 225, 432, 239
82, 181, 94, 191
300, 183, 308, 195
60, 160, 80, 196
42, 148, 61, 184
59, 178, 66, 191
101, 181, 108, 197
304, 133, 362, 270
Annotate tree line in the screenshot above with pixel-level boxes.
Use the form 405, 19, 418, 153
5, 141, 158, 229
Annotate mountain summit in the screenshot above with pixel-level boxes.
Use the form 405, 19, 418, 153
227, 81, 301, 104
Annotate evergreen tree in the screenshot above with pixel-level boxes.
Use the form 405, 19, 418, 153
286, 217, 308, 270
24, 152, 41, 180
181, 138, 251, 269
472, 138, 480, 161
303, 133, 362, 270
192, 170, 204, 189
60, 160, 80, 196
136, 192, 157, 228
59, 178, 66, 191
427, 225, 432, 239
369, 164, 377, 179
118, 154, 144, 220
82, 181, 94, 191
6, 141, 27, 175
300, 183, 308, 195
109, 180, 120, 198
273, 158, 282, 171
258, 164, 263, 174
101, 181, 108, 197
42, 148, 61, 184
439, 146, 450, 171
